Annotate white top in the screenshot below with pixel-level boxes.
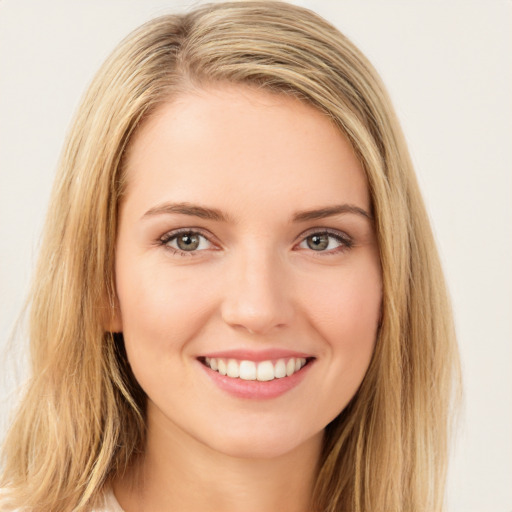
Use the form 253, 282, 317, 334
94, 487, 125, 512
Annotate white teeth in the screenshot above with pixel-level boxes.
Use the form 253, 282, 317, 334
217, 359, 227, 376
274, 359, 286, 378
226, 359, 240, 378
286, 358, 295, 376
257, 361, 274, 381
239, 360, 257, 380
204, 357, 308, 381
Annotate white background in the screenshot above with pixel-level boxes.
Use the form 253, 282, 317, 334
1, 1, 511, 511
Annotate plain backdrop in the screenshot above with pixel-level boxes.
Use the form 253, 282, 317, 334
1, 1, 511, 511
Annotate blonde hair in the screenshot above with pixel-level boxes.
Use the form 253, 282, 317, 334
0, 2, 460, 511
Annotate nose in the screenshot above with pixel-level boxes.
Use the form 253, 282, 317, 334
220, 247, 294, 336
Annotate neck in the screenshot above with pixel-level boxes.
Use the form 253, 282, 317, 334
113, 408, 322, 512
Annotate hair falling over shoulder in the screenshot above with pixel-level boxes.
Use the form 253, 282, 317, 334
0, 2, 461, 511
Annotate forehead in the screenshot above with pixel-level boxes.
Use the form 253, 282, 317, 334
122, 84, 369, 219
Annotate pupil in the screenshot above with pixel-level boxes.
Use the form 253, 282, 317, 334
307, 234, 329, 251
178, 234, 199, 251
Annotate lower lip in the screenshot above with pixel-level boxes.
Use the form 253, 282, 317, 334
199, 360, 314, 399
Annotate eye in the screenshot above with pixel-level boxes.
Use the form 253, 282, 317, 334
298, 230, 352, 253
160, 230, 213, 254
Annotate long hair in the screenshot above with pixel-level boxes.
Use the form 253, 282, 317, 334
0, 2, 460, 511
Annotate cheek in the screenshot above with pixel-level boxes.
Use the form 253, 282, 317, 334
115, 257, 219, 354
301, 258, 382, 363
115, 260, 222, 402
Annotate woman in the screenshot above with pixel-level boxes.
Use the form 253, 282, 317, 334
0, 2, 460, 511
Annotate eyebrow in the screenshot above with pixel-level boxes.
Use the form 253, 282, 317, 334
141, 201, 372, 223
142, 202, 231, 222
292, 204, 372, 222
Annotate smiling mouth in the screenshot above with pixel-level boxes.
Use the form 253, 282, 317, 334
198, 357, 314, 382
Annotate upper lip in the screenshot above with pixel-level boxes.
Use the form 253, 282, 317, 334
198, 349, 314, 362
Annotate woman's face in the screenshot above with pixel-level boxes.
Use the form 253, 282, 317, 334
114, 85, 382, 459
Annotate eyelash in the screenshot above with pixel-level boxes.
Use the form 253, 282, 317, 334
159, 228, 214, 257
158, 227, 353, 257
298, 228, 354, 254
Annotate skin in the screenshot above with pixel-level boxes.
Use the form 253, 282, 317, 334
112, 84, 382, 512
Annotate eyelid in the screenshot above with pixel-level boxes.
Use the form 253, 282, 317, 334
295, 227, 352, 243
159, 227, 211, 243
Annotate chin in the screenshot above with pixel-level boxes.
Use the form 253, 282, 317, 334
199, 424, 322, 460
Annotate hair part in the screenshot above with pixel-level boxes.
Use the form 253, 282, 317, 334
0, 2, 460, 511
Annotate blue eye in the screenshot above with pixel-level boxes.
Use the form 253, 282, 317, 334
298, 231, 352, 252
161, 231, 212, 253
